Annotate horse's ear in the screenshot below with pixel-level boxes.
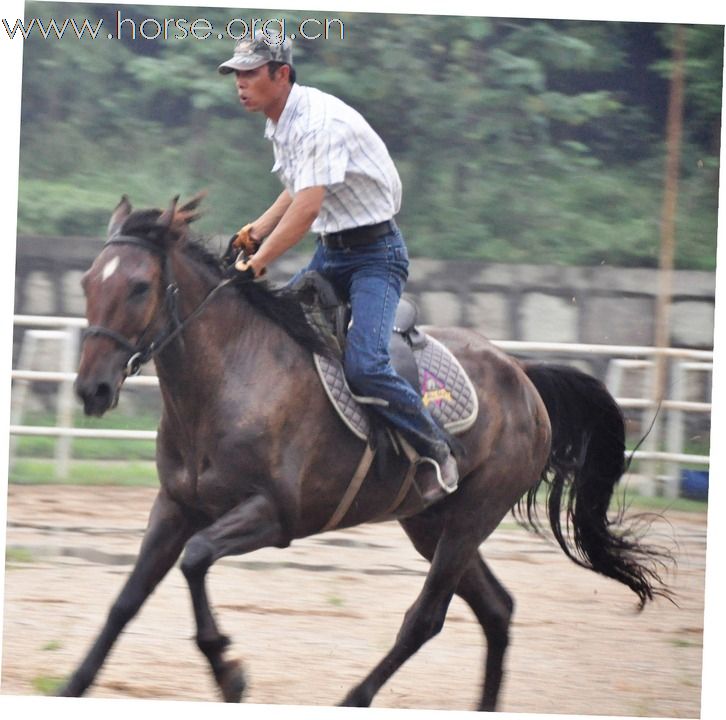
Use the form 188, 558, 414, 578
157, 193, 204, 243
107, 195, 132, 237
177, 190, 207, 225
157, 195, 179, 230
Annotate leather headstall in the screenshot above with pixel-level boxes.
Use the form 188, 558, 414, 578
82, 233, 182, 377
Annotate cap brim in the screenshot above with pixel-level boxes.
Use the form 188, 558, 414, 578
218, 56, 269, 74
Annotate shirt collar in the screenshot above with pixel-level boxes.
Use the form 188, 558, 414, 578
264, 83, 304, 141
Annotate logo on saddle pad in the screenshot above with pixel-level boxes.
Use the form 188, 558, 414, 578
421, 370, 452, 407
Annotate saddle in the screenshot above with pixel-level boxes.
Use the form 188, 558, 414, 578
289, 271, 478, 441
288, 271, 479, 530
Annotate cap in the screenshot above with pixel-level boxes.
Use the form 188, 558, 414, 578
218, 32, 293, 75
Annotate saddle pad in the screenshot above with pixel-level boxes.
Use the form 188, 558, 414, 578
313, 334, 479, 441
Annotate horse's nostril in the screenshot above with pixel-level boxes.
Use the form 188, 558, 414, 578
96, 383, 112, 401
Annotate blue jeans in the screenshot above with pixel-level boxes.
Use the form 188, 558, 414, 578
294, 223, 451, 461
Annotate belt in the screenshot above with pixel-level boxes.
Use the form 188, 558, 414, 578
318, 220, 395, 249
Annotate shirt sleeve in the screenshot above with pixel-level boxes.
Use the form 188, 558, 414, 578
292, 126, 349, 192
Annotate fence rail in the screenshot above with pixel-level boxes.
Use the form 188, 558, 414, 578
11, 315, 713, 496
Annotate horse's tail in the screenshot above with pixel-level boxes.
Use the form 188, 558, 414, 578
520, 363, 672, 608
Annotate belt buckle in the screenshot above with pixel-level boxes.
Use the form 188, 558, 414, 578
323, 232, 344, 249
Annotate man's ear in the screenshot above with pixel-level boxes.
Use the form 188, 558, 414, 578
272, 63, 291, 84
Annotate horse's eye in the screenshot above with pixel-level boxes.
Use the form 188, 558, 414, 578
129, 281, 151, 300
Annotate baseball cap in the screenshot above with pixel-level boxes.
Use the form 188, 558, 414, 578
218, 32, 293, 74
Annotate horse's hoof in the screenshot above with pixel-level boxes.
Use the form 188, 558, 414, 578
219, 659, 246, 703
339, 687, 372, 707
56, 677, 82, 697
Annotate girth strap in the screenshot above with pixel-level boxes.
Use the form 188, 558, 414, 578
378, 437, 419, 518
321, 443, 376, 532
320, 435, 423, 532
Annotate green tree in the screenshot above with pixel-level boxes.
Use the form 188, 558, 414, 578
16, 4, 723, 269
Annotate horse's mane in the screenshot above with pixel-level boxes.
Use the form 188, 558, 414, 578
121, 209, 333, 359
187, 238, 334, 357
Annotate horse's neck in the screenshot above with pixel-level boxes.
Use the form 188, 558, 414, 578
152, 253, 250, 405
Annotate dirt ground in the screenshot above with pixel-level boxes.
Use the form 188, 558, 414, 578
1, 485, 708, 717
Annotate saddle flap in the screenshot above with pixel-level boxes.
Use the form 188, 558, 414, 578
293, 272, 425, 354
393, 297, 418, 335
289, 271, 349, 351
289, 270, 342, 308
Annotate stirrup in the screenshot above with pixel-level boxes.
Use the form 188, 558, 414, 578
417, 456, 458, 494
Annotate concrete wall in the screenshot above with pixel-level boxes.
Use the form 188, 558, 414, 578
14, 235, 716, 352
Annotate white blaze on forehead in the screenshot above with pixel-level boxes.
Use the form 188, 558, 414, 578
101, 256, 120, 282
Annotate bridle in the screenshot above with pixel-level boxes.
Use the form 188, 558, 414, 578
82, 232, 232, 377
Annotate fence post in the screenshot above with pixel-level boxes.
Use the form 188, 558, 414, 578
664, 359, 685, 499
55, 325, 79, 479
642, 352, 662, 494
9, 329, 68, 473
8, 330, 39, 470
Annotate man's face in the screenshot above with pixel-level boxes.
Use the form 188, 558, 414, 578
234, 65, 285, 113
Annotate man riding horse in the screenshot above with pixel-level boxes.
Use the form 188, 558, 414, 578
63, 31, 669, 709
219, 32, 459, 504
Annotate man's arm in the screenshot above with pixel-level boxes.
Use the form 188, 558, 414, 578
246, 186, 325, 274
248, 189, 294, 240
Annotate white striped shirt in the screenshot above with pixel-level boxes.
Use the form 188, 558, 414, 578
264, 83, 402, 233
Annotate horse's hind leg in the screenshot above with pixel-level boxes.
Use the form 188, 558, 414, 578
455, 557, 514, 711
400, 514, 514, 711
179, 493, 287, 702
59, 490, 196, 696
340, 514, 482, 708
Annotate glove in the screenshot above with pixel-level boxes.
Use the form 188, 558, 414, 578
232, 224, 261, 255
223, 224, 266, 277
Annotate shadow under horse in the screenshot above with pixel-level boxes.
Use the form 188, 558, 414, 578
67, 195, 670, 710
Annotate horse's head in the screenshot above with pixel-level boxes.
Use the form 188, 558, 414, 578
75, 194, 203, 416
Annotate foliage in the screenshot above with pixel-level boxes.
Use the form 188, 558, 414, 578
10, 459, 158, 485
6, 547, 36, 564
31, 675, 67, 695
17, 3, 723, 269
616, 489, 707, 513
14, 433, 156, 460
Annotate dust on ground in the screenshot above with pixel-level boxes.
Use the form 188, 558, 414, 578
1, 485, 707, 716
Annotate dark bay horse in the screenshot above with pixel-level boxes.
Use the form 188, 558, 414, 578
65, 195, 669, 710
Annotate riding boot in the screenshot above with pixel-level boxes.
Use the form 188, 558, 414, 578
414, 450, 459, 507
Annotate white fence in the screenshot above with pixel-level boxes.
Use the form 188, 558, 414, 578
10, 315, 712, 497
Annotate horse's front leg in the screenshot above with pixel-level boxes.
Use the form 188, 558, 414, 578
180, 493, 288, 702
58, 489, 197, 697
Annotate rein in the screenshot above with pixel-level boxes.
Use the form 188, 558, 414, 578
82, 233, 233, 376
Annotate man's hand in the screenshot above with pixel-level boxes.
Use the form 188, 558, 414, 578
222, 252, 257, 281
231, 259, 257, 282
222, 226, 266, 277
234, 254, 259, 279
232, 223, 261, 255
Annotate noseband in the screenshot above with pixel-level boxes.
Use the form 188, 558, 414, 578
82, 233, 231, 376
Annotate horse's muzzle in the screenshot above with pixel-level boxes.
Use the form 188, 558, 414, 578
74, 375, 120, 417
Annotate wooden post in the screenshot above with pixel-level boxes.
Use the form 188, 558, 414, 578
652, 24, 686, 492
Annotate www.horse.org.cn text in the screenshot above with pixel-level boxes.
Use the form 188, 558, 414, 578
3, 14, 346, 41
